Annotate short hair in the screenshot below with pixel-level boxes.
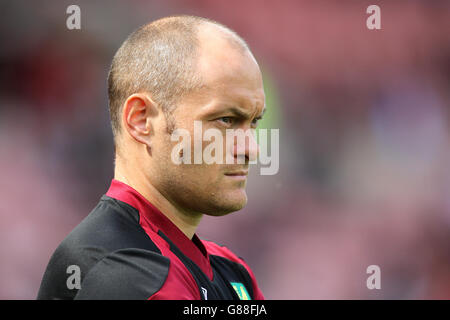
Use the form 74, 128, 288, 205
107, 15, 249, 142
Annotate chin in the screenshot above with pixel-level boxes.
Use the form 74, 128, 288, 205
205, 191, 248, 216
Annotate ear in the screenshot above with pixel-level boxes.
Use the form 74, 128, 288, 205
122, 93, 157, 147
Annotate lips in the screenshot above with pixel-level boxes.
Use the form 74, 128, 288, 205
224, 170, 248, 177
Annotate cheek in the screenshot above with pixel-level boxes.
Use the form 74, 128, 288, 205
178, 163, 223, 185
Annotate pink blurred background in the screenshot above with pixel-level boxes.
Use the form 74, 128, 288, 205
1, 0, 449, 299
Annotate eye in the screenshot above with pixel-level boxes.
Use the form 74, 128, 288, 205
251, 116, 262, 128
217, 117, 235, 125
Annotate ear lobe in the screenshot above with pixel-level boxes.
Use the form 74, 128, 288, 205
122, 93, 155, 146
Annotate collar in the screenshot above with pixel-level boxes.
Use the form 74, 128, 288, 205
105, 179, 213, 279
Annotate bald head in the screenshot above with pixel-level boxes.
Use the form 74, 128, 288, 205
107, 15, 252, 143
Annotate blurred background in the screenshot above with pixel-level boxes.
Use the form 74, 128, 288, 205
1, 0, 450, 299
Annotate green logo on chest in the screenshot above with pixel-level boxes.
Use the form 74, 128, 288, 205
230, 282, 251, 300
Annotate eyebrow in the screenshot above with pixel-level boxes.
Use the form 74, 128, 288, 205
223, 106, 266, 119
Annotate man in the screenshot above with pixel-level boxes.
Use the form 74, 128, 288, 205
37, 15, 266, 300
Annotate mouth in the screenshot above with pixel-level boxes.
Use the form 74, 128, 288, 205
224, 170, 248, 180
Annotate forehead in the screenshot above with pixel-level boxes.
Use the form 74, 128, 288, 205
172, 24, 265, 119
197, 24, 261, 84
188, 71, 265, 118
194, 35, 264, 113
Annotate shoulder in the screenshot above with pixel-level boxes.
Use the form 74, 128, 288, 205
49, 195, 161, 270
74, 248, 170, 299
38, 196, 162, 299
75, 246, 203, 300
38, 196, 201, 300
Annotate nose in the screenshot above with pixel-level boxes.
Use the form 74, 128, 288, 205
232, 129, 259, 163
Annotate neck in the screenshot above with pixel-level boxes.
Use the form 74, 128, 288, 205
114, 157, 202, 240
